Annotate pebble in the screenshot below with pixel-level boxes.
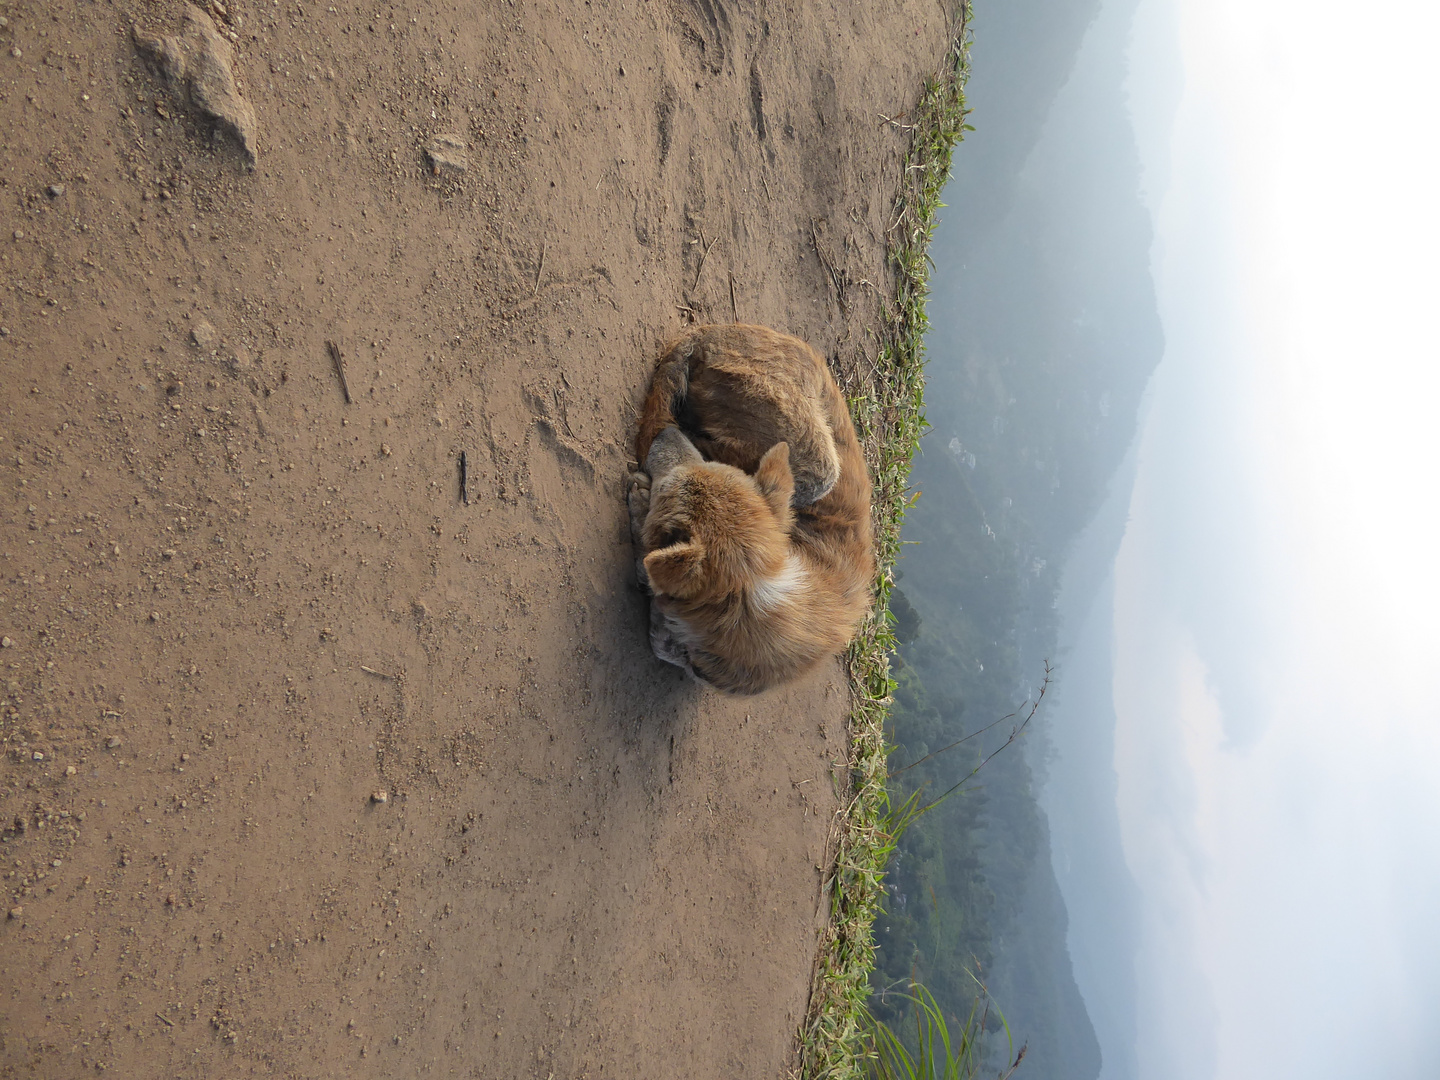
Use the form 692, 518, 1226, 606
7, 906, 20, 921
31, 750, 44, 761
371, 790, 389, 805
149, 611, 160, 622
424, 133, 469, 176
11, 230, 21, 240
46, 184, 66, 198
10, 47, 21, 60
191, 319, 218, 349
106, 736, 123, 749
0, 636, 11, 648
65, 765, 76, 776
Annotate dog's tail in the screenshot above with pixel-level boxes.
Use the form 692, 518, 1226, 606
634, 334, 697, 464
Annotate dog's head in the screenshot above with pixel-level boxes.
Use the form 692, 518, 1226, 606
642, 426, 795, 603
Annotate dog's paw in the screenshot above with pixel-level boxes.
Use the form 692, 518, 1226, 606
791, 473, 837, 509
627, 470, 653, 588
649, 602, 696, 676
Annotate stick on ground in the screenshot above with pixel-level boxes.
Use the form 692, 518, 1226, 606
809, 219, 849, 312
325, 340, 352, 404
692, 228, 719, 291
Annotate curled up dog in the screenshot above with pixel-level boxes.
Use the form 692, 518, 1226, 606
627, 324, 875, 695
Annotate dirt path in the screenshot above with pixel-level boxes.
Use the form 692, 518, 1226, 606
0, 2, 950, 1075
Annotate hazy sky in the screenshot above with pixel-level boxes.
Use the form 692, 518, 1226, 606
1110, 0, 1440, 1077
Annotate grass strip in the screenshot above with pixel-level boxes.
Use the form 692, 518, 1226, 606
795, 7, 974, 1079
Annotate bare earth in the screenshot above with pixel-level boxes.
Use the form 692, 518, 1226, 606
0, 2, 949, 1076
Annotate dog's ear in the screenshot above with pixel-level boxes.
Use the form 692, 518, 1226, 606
644, 541, 707, 599
754, 442, 796, 519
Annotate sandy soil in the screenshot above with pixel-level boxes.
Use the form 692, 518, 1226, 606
0, 2, 951, 1075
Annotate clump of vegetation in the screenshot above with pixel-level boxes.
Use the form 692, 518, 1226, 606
794, 6, 977, 1079
862, 980, 1025, 1080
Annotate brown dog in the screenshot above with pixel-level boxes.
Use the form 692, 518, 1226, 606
627, 324, 874, 694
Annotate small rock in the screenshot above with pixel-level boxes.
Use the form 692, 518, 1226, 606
31, 750, 44, 761
9, 47, 21, 60
133, 6, 259, 162
7, 906, 20, 921
191, 319, 218, 349
0, 636, 12, 648
162, 548, 176, 559
12, 230, 22, 240
106, 736, 123, 749
424, 133, 469, 176
65, 765, 76, 776
370, 790, 389, 805
46, 184, 66, 198
149, 611, 160, 622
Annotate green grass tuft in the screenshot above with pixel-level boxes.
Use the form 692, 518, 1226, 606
861, 978, 1024, 1080
794, 7, 975, 1079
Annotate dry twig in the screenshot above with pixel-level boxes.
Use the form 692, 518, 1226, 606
878, 111, 918, 132
325, 340, 351, 404
692, 227, 719, 291
809, 218, 850, 312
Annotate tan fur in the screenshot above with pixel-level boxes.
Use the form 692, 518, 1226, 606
629, 324, 874, 695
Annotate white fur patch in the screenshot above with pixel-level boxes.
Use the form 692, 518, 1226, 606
750, 555, 807, 613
